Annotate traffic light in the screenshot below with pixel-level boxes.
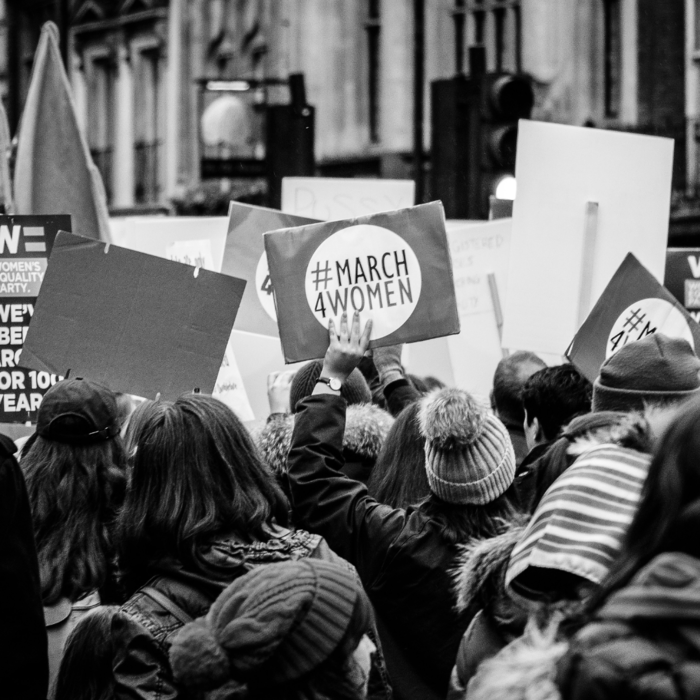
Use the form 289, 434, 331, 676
478, 73, 534, 216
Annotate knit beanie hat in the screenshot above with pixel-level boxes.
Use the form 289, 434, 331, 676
169, 560, 372, 692
506, 443, 651, 605
290, 360, 372, 412
593, 333, 700, 413
418, 388, 515, 505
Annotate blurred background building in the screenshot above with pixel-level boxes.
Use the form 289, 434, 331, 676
0, 1, 691, 222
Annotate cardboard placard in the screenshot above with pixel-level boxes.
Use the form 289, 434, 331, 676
109, 217, 228, 272
665, 248, 700, 324
502, 120, 674, 355
0, 215, 70, 422
20, 232, 246, 400
445, 219, 513, 398
265, 201, 460, 363
223, 202, 319, 336
566, 253, 700, 382
281, 177, 415, 221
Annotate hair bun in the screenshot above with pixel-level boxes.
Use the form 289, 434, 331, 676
170, 620, 231, 690
419, 388, 486, 449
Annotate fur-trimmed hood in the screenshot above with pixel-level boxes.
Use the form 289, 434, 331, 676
565, 412, 652, 458
254, 403, 394, 478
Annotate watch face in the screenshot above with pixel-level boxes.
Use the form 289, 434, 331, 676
329, 377, 342, 391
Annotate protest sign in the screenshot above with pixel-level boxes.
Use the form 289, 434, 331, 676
0, 215, 70, 422
665, 249, 700, 324
265, 201, 460, 363
281, 177, 415, 221
213, 333, 255, 422
445, 219, 512, 398
223, 202, 318, 336
566, 253, 700, 383
109, 217, 228, 272
20, 232, 246, 401
502, 120, 674, 356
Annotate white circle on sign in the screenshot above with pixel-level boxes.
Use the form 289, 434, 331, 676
606, 298, 694, 359
305, 224, 422, 340
255, 251, 277, 321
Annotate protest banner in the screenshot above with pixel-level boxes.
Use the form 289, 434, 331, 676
224, 202, 318, 336
20, 232, 246, 401
109, 217, 228, 272
265, 201, 460, 363
665, 249, 700, 324
566, 253, 700, 383
0, 215, 70, 422
501, 120, 674, 356
281, 177, 415, 221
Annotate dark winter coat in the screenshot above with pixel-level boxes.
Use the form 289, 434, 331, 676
557, 551, 700, 700
255, 402, 393, 484
113, 527, 392, 700
286, 394, 475, 700
0, 434, 48, 700
447, 523, 528, 700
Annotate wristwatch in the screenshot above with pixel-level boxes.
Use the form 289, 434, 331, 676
316, 376, 342, 391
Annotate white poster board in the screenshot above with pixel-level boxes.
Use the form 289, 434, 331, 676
281, 177, 415, 221
109, 217, 228, 273
501, 120, 674, 355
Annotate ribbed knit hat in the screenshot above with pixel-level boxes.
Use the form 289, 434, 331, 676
506, 444, 651, 605
169, 560, 372, 691
593, 333, 700, 413
290, 360, 372, 412
418, 388, 515, 505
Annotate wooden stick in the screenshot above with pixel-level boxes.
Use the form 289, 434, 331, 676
487, 272, 509, 358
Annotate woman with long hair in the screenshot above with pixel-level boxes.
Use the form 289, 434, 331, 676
169, 560, 376, 700
113, 393, 390, 700
21, 378, 126, 697
556, 394, 700, 700
286, 312, 520, 700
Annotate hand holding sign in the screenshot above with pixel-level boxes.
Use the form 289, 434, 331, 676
267, 369, 296, 414
320, 312, 373, 385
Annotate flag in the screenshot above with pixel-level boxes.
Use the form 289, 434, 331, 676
14, 22, 110, 242
566, 253, 700, 382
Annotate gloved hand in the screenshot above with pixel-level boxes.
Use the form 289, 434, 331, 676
372, 344, 404, 388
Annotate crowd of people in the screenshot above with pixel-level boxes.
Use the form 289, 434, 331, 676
4, 310, 700, 700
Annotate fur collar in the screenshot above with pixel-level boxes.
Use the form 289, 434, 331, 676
566, 413, 652, 458
254, 403, 394, 477
451, 519, 528, 616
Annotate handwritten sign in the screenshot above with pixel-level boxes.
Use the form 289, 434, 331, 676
281, 177, 415, 221
212, 332, 254, 422
265, 201, 459, 363
0, 216, 70, 422
665, 249, 700, 324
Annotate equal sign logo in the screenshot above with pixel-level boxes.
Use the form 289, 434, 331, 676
23, 226, 46, 254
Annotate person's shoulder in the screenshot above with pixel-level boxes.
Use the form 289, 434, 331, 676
0, 433, 17, 460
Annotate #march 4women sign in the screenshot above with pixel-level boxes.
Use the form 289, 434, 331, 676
264, 201, 460, 363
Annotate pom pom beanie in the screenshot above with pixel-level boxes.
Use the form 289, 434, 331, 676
169, 560, 372, 691
290, 360, 372, 412
419, 388, 515, 505
593, 333, 700, 413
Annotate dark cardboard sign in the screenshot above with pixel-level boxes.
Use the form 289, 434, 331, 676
665, 248, 700, 324
566, 253, 700, 382
20, 232, 247, 400
223, 202, 318, 337
0, 215, 71, 422
264, 201, 461, 363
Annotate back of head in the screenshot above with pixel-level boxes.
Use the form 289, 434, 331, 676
22, 378, 126, 604
170, 559, 372, 699
506, 439, 651, 606
593, 333, 700, 413
118, 394, 288, 583
290, 360, 371, 413
522, 364, 592, 441
368, 402, 429, 508
491, 351, 546, 426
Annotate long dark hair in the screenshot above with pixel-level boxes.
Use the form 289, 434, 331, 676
117, 395, 290, 584
54, 606, 123, 700
418, 484, 520, 544
368, 402, 429, 508
22, 437, 126, 605
586, 395, 700, 614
